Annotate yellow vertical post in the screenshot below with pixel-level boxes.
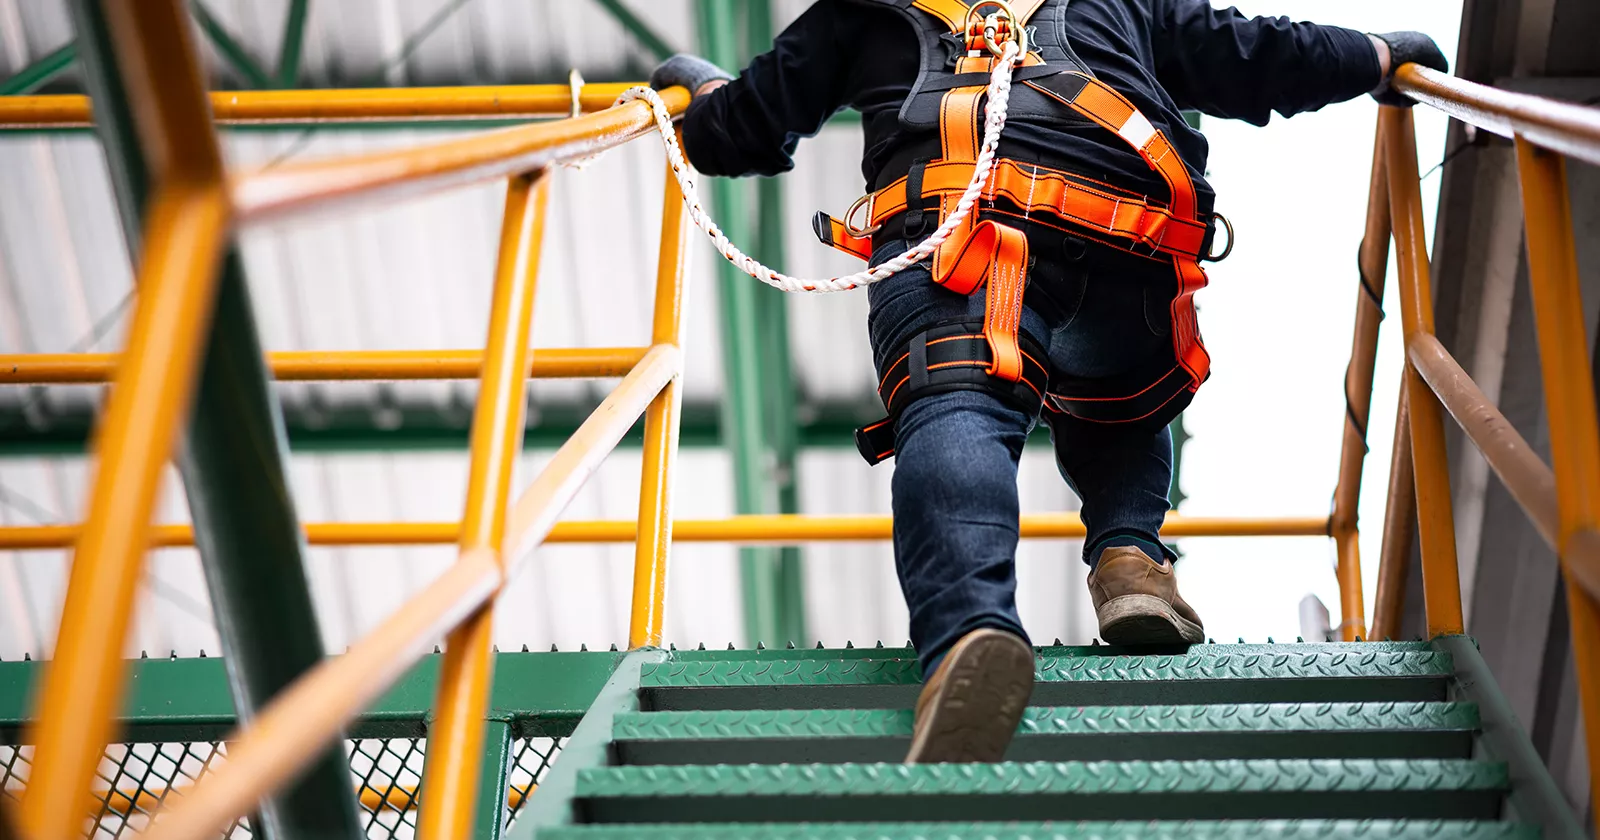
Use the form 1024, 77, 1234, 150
1372, 388, 1416, 641
1514, 136, 1600, 834
416, 171, 550, 840
19, 1, 232, 836
629, 160, 692, 648
1331, 125, 1393, 641
1380, 105, 1464, 636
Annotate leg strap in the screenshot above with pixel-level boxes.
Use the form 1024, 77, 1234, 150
856, 321, 1049, 465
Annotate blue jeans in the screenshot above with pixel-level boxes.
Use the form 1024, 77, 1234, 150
867, 227, 1178, 675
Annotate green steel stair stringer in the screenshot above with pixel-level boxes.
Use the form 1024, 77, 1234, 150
537, 821, 1541, 840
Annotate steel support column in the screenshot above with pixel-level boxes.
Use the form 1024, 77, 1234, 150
695, 0, 791, 647
274, 0, 311, 88
747, 0, 807, 646
66, 2, 362, 838
0, 41, 78, 96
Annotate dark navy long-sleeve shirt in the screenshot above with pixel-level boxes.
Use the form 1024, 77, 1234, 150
682, 0, 1382, 215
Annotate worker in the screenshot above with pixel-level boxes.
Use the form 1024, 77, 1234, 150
652, 1, 1446, 763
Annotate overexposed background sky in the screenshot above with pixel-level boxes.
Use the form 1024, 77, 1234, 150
1157, 1, 1461, 641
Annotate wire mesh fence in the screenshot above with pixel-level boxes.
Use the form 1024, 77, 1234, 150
0, 734, 565, 839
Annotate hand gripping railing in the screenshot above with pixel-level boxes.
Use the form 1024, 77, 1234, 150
1368, 63, 1600, 833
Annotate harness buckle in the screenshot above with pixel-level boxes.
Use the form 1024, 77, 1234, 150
964, 0, 1029, 58
1202, 212, 1235, 262
843, 192, 881, 237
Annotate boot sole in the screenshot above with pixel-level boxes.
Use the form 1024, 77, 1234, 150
904, 630, 1035, 764
1098, 593, 1205, 645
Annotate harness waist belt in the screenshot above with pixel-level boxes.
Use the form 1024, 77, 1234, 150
866, 159, 1210, 259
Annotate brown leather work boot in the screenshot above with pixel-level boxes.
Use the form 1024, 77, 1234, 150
904, 628, 1034, 764
1087, 546, 1205, 645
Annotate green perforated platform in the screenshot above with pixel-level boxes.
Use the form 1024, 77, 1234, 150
507, 639, 1583, 840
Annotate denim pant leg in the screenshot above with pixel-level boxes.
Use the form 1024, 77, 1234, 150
1046, 412, 1175, 564
1033, 245, 1178, 566
892, 390, 1034, 676
866, 238, 1045, 675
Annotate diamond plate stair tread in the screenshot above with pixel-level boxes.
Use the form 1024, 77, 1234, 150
576, 758, 1507, 797
613, 702, 1480, 740
539, 821, 1538, 840
641, 651, 1452, 687
670, 641, 1434, 662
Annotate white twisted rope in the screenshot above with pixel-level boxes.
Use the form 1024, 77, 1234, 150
616, 41, 1022, 293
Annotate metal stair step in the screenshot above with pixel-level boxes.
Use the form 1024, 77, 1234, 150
667, 641, 1435, 662
540, 820, 1538, 840
639, 649, 1454, 711
572, 759, 1508, 823
611, 702, 1479, 765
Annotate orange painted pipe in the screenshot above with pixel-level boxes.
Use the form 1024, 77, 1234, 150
629, 155, 692, 650
230, 87, 690, 223
418, 171, 549, 840
1394, 64, 1600, 168
142, 350, 678, 840
1515, 135, 1600, 837
0, 347, 647, 384
0, 83, 649, 128
18, 1, 232, 836
1408, 332, 1559, 546
1382, 105, 1464, 637
1372, 389, 1415, 642
0, 514, 1331, 550
1329, 125, 1393, 642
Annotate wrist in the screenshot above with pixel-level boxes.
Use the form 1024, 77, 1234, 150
696, 79, 730, 98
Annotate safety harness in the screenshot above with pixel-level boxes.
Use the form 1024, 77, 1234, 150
814, 0, 1231, 464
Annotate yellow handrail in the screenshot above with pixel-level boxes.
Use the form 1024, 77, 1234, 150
0, 347, 647, 382
1374, 62, 1600, 833
0, 513, 1332, 550
0, 82, 650, 128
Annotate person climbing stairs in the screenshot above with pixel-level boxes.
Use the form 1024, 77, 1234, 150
514, 636, 1584, 838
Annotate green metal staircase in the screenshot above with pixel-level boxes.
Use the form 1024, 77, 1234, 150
513, 637, 1584, 840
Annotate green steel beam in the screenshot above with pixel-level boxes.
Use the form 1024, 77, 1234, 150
477, 721, 515, 840
273, 0, 311, 88
0, 650, 624, 743
695, 0, 790, 649
68, 1, 356, 837
188, 0, 274, 89
2, 399, 1051, 457
592, 0, 678, 63
0, 41, 78, 96
748, 0, 807, 648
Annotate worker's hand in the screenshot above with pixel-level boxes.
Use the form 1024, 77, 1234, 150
1369, 32, 1449, 107
650, 54, 734, 98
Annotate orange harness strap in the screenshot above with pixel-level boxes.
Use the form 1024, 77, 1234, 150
1029, 73, 1211, 384
927, 52, 1031, 383
863, 159, 1212, 259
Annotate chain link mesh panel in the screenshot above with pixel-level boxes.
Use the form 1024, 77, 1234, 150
0, 735, 564, 840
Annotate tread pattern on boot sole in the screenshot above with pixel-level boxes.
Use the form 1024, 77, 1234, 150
903, 632, 1034, 763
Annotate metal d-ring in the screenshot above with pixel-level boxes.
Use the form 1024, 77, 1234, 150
965, 0, 1029, 58
843, 192, 881, 237
1203, 212, 1235, 262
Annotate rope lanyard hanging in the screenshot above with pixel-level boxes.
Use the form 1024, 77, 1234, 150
614, 39, 1023, 294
